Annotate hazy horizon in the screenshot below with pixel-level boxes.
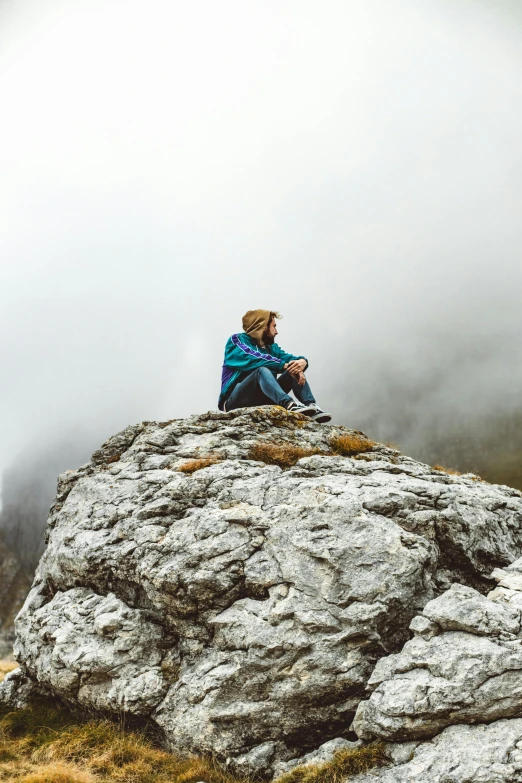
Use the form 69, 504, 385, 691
2, 0, 522, 550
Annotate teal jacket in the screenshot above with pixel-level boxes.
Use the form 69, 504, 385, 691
218, 333, 307, 410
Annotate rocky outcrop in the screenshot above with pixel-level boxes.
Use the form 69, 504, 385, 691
10, 408, 522, 777
353, 559, 522, 743
351, 719, 522, 782
0, 667, 37, 709
17, 588, 169, 713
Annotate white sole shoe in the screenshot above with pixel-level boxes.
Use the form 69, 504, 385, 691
307, 405, 332, 423
286, 403, 317, 417
313, 410, 332, 424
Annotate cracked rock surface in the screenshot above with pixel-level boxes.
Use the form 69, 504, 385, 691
12, 408, 522, 776
351, 719, 522, 782
353, 559, 522, 744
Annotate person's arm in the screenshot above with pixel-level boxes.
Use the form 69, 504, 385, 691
224, 334, 286, 373
272, 344, 309, 373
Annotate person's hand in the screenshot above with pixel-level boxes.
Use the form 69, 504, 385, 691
297, 371, 306, 386
286, 359, 307, 376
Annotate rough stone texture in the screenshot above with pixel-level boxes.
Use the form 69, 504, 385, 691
12, 408, 522, 775
353, 562, 522, 742
15, 587, 169, 714
351, 719, 522, 782
0, 667, 38, 709
489, 558, 522, 606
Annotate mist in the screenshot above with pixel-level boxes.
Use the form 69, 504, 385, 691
1, 0, 522, 563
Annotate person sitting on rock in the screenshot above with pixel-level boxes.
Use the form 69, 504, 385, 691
218, 309, 332, 423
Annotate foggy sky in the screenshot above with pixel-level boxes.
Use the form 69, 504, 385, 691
2, 0, 522, 506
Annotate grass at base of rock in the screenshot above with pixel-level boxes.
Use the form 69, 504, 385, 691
0, 691, 386, 783
0, 697, 250, 783
276, 744, 388, 783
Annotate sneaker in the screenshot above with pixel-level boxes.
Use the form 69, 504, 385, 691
285, 401, 317, 417
308, 403, 332, 424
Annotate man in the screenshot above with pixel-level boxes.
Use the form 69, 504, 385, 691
218, 309, 332, 423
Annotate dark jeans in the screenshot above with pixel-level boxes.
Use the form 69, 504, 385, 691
226, 367, 316, 411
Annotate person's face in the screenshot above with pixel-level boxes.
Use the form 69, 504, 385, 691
267, 319, 278, 339
262, 318, 278, 345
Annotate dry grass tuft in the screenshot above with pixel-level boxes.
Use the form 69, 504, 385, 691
0, 696, 387, 783
178, 457, 221, 474
249, 442, 327, 468
433, 465, 486, 482
432, 464, 462, 476
330, 433, 375, 457
15, 761, 96, 782
249, 431, 376, 468
276, 743, 388, 783
0, 698, 250, 783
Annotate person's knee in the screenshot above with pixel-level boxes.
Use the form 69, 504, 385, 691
253, 366, 272, 380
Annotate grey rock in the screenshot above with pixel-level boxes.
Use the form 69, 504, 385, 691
351, 719, 522, 782
354, 630, 522, 741
12, 408, 522, 773
16, 587, 169, 714
383, 741, 420, 766
423, 582, 521, 638
408, 615, 439, 639
0, 667, 38, 709
233, 742, 279, 777
353, 577, 522, 742
490, 560, 522, 606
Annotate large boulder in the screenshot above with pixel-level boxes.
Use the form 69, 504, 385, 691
12, 408, 522, 776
